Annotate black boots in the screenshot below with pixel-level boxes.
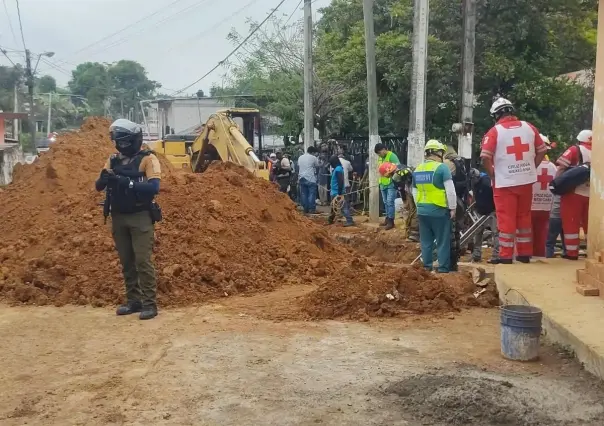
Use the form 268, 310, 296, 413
116, 302, 157, 320
516, 256, 531, 264
379, 218, 388, 227
139, 306, 158, 320
384, 218, 395, 230
116, 302, 142, 316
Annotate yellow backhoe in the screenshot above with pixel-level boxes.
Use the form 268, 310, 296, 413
146, 108, 269, 180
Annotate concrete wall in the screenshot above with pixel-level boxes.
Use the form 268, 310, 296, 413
0, 144, 25, 185
166, 98, 233, 134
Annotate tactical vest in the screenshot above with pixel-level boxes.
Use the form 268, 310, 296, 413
108, 150, 154, 214
378, 151, 394, 187
413, 160, 447, 208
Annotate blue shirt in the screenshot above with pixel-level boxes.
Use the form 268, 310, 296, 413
412, 161, 452, 217
330, 165, 344, 197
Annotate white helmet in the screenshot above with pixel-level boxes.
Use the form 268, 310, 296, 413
577, 130, 593, 143
539, 134, 550, 146
490, 97, 514, 117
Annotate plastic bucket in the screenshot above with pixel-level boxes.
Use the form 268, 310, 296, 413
500, 304, 542, 361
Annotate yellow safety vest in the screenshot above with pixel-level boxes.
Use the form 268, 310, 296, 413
413, 160, 447, 208
378, 151, 394, 186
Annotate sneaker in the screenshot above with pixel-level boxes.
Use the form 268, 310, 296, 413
139, 306, 158, 320
116, 302, 142, 316
343, 222, 355, 227
488, 259, 500, 265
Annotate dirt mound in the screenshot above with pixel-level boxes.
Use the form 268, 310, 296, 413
0, 118, 347, 307
301, 260, 498, 319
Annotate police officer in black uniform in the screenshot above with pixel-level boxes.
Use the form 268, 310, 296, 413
95, 119, 162, 320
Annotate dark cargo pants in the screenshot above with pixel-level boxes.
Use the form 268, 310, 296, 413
111, 211, 157, 308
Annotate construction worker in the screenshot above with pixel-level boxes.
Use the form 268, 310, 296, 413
469, 169, 499, 264
95, 119, 162, 320
412, 140, 458, 273
327, 155, 354, 226
273, 151, 292, 193
391, 164, 419, 241
531, 135, 557, 257
555, 130, 592, 260
480, 98, 547, 264
443, 145, 468, 270
375, 143, 401, 230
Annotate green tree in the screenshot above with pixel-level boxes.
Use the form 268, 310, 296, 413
68, 60, 160, 119
36, 75, 57, 93
213, 17, 345, 138
314, 0, 597, 145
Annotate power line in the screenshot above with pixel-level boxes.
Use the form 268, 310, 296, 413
284, 0, 303, 26
172, 0, 288, 95
13, 0, 26, 50
2, 0, 18, 47
40, 57, 71, 76
84, 0, 213, 58
0, 46, 17, 66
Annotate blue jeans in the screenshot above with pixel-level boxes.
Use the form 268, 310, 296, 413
381, 183, 397, 219
546, 217, 566, 258
299, 178, 317, 213
419, 214, 451, 272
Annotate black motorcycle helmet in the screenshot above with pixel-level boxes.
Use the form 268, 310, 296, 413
110, 119, 143, 157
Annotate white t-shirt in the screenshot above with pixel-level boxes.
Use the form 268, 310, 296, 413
339, 157, 353, 188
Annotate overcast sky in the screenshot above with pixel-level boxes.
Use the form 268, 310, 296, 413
0, 0, 329, 96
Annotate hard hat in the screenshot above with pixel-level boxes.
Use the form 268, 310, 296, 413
577, 130, 593, 143
489, 97, 514, 116
378, 162, 397, 177
269, 153, 277, 158
424, 139, 446, 153
539, 134, 551, 147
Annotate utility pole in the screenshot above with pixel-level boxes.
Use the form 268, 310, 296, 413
25, 49, 36, 153
47, 93, 52, 135
407, 0, 429, 167
362, 0, 380, 221
303, 0, 314, 151
456, 0, 477, 160
13, 83, 19, 141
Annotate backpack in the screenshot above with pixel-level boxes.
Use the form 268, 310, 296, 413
549, 144, 589, 195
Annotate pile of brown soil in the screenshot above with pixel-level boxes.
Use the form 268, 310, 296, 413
0, 118, 347, 307
301, 259, 499, 320
0, 117, 497, 317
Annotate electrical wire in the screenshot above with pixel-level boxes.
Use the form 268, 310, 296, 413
2, 0, 18, 47
45, 0, 189, 69
40, 57, 71, 76
172, 0, 288, 95
86, 0, 214, 58
283, 0, 303, 26
0, 45, 17, 66
14, 0, 26, 51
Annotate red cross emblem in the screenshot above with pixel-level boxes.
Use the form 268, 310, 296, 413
536, 167, 553, 190
506, 136, 530, 161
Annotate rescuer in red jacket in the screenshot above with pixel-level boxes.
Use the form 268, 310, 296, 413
555, 129, 593, 260
480, 98, 547, 264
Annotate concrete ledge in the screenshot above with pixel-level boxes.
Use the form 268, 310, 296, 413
496, 259, 604, 380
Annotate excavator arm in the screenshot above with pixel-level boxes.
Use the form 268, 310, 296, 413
189, 110, 268, 179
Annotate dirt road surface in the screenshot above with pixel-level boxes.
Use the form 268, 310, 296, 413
1, 285, 604, 426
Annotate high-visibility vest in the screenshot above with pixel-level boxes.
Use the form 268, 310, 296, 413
413, 160, 447, 208
378, 151, 394, 186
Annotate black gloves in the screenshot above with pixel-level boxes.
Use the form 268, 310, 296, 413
99, 169, 112, 185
